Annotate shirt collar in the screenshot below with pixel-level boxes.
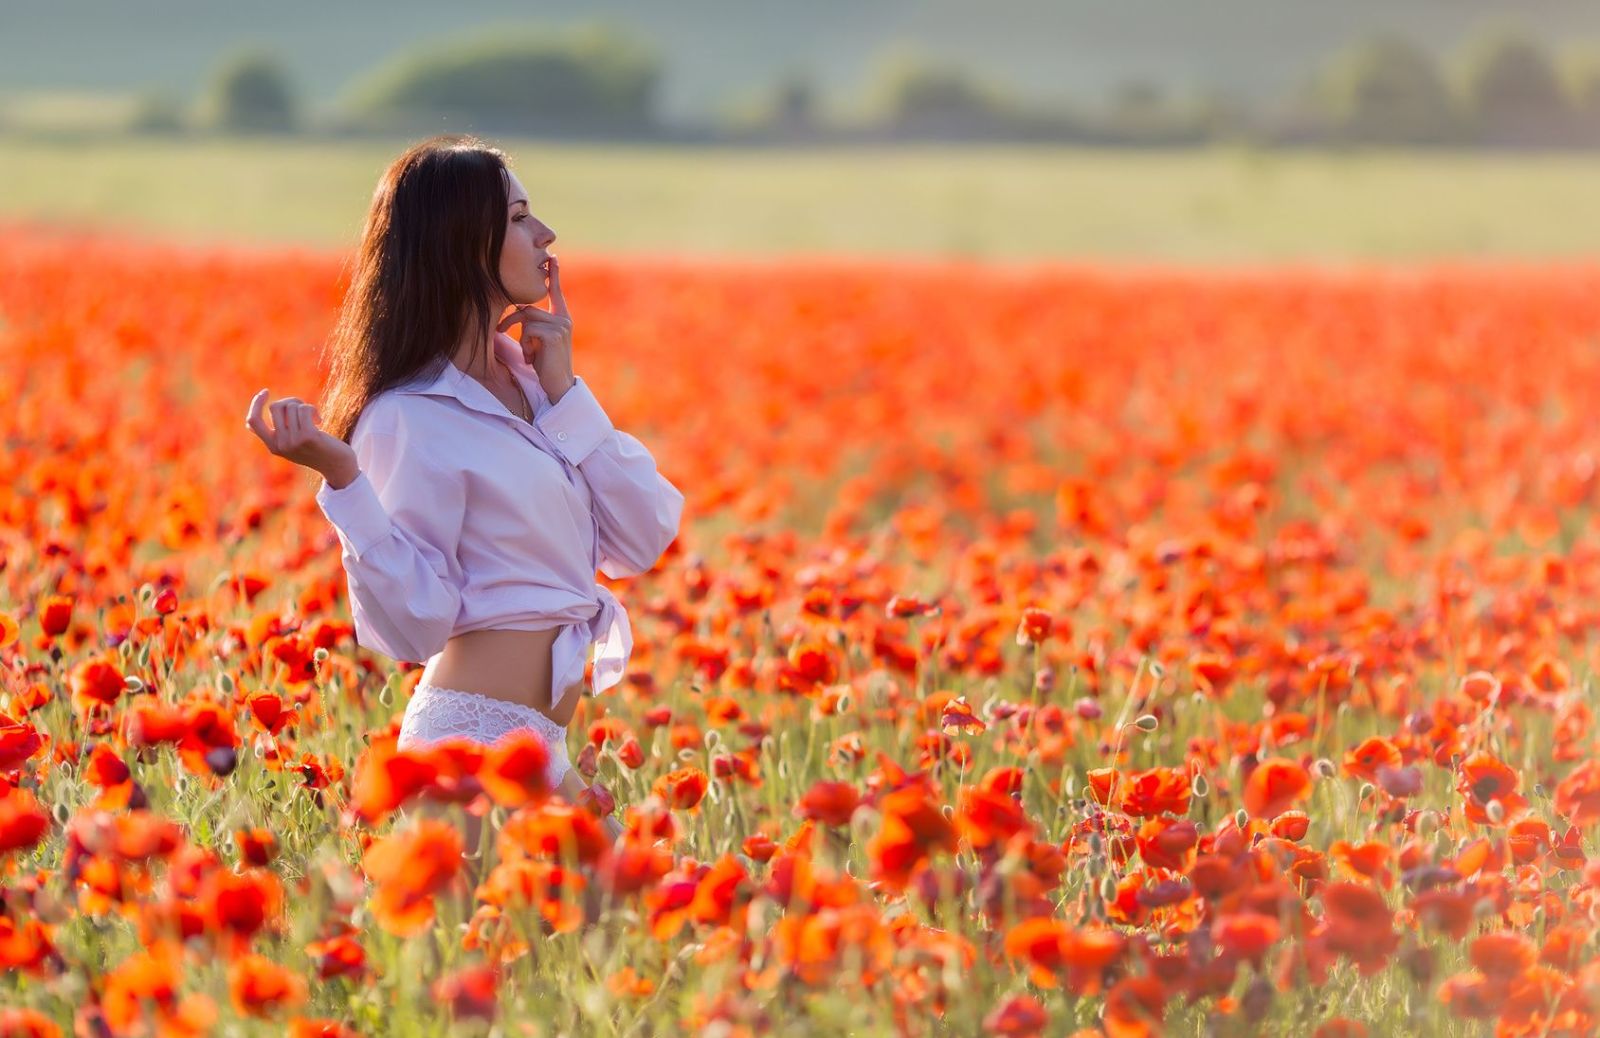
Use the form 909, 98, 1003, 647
390, 332, 538, 423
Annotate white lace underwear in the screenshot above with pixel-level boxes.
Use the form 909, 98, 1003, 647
396, 683, 571, 790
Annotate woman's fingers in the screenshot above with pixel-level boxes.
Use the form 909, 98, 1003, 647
245, 389, 273, 445
247, 392, 332, 467
520, 323, 566, 345
502, 305, 572, 334
269, 400, 291, 442
254, 394, 309, 454
498, 304, 563, 332
516, 323, 570, 364
547, 255, 567, 317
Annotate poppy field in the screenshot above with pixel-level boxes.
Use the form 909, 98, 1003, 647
6, 222, 1600, 1036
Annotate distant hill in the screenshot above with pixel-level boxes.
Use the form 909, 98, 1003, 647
4, 0, 1600, 122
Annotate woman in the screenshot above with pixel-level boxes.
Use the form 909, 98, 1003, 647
244, 134, 684, 856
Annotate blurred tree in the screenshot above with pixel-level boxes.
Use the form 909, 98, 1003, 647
1182, 88, 1257, 145
714, 67, 820, 140
864, 46, 1016, 138
1455, 26, 1572, 146
1109, 81, 1165, 124
770, 70, 817, 131
127, 87, 187, 135
1101, 80, 1206, 144
1313, 35, 1461, 144
197, 48, 299, 134
1563, 47, 1600, 145
340, 21, 661, 137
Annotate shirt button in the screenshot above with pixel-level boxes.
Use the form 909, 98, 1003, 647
556, 431, 568, 441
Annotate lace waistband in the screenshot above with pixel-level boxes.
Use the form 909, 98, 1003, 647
405, 683, 567, 741
397, 683, 571, 789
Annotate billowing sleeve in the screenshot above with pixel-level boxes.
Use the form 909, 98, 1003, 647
533, 375, 684, 579
314, 406, 467, 662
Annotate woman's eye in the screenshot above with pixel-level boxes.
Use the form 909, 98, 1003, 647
514, 214, 527, 222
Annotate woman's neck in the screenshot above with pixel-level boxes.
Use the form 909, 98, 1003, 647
448, 320, 505, 384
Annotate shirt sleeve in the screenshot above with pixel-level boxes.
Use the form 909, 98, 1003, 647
533, 375, 685, 579
314, 409, 467, 662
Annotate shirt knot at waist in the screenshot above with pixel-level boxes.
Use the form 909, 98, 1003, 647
550, 582, 633, 711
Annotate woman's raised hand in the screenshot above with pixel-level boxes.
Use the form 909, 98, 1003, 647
245, 390, 358, 487
499, 254, 574, 399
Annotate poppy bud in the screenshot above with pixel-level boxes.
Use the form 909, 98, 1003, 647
205, 746, 238, 777
1402, 943, 1436, 986
1242, 977, 1274, 1022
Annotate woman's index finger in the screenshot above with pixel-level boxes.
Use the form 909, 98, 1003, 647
244, 388, 277, 443
245, 388, 270, 425
547, 257, 567, 317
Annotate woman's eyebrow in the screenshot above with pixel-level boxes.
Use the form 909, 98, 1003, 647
509, 197, 529, 208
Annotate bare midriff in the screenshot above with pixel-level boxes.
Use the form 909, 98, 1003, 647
419, 627, 584, 729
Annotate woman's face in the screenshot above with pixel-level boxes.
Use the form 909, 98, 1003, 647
499, 167, 556, 306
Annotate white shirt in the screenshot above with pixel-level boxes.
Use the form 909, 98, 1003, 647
315, 331, 684, 714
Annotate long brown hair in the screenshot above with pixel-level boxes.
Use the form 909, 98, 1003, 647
317, 133, 515, 449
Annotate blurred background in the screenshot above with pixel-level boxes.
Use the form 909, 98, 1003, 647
4, 0, 1600, 262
